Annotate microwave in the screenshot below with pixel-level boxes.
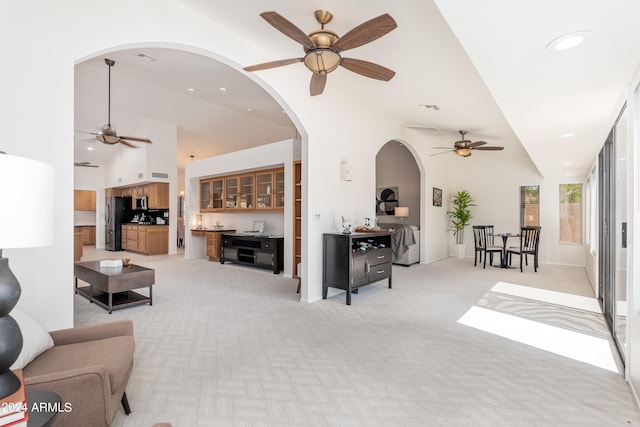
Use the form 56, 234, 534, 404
135, 196, 148, 210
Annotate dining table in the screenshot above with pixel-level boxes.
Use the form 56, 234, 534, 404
491, 232, 520, 268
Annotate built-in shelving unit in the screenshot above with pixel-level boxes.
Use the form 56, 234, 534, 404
293, 161, 302, 278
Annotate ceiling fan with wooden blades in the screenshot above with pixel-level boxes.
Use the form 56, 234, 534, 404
431, 130, 504, 157
75, 58, 152, 148
243, 10, 397, 96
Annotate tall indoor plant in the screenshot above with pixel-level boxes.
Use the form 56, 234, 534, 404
447, 190, 475, 258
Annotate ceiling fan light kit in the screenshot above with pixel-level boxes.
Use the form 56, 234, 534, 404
431, 130, 504, 157
96, 124, 121, 145
244, 10, 397, 95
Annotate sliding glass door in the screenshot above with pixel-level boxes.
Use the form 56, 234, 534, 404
598, 105, 628, 362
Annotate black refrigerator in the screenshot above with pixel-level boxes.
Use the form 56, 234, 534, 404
105, 196, 128, 251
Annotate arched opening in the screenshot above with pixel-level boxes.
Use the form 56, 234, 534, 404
375, 140, 421, 265
73, 45, 307, 284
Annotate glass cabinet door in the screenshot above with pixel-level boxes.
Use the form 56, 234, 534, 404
239, 174, 254, 209
255, 171, 273, 209
274, 168, 285, 210
225, 177, 238, 209
200, 179, 212, 211
211, 178, 224, 210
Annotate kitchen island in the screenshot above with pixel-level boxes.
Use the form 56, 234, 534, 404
121, 224, 169, 255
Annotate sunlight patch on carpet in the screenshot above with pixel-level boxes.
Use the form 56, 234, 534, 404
457, 282, 618, 373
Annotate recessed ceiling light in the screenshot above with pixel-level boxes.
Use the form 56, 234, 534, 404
87, 147, 94, 151
560, 133, 575, 138
546, 30, 592, 52
247, 108, 253, 112
219, 87, 227, 92
187, 87, 195, 92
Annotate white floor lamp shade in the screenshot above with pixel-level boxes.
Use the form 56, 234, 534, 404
0, 153, 55, 398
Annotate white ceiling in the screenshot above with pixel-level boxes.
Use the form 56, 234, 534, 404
74, 0, 640, 179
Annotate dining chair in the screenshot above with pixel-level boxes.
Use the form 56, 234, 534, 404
472, 225, 502, 268
507, 226, 541, 272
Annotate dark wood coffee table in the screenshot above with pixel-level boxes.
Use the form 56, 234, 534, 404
74, 261, 154, 314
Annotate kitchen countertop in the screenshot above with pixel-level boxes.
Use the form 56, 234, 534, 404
191, 228, 231, 232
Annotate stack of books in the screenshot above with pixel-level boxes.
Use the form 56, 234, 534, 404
0, 370, 28, 427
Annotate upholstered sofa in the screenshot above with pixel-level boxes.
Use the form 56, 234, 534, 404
21, 319, 135, 427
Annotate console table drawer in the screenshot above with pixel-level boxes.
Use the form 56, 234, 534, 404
369, 248, 392, 265
369, 262, 392, 281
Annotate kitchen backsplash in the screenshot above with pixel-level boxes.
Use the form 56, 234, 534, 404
131, 208, 169, 225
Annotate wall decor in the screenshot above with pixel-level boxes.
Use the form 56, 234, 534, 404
376, 187, 399, 215
433, 187, 442, 207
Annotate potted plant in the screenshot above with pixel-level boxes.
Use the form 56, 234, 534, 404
447, 190, 475, 259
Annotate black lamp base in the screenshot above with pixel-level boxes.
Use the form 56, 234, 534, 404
0, 369, 20, 398
0, 255, 23, 399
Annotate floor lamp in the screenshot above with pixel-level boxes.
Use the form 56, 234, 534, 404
0, 153, 55, 398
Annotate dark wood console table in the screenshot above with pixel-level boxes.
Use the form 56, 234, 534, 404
221, 234, 284, 274
323, 232, 393, 305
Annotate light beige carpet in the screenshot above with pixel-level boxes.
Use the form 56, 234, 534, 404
74, 249, 640, 426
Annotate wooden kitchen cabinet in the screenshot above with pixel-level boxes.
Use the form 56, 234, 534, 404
74, 190, 96, 210
82, 226, 96, 245
123, 225, 137, 251
200, 167, 284, 213
225, 176, 238, 209
238, 174, 254, 209
137, 227, 147, 253
146, 226, 169, 255
205, 230, 235, 262
105, 187, 122, 197
200, 180, 212, 211
147, 182, 169, 209
274, 168, 285, 210
255, 171, 274, 209
74, 231, 83, 261
121, 224, 168, 255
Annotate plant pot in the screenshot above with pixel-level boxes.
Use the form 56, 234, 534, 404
456, 243, 466, 259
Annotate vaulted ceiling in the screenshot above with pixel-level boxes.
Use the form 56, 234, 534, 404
74, 0, 640, 179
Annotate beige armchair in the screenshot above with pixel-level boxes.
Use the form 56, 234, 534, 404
22, 320, 135, 427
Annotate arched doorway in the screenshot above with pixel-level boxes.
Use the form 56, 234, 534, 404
375, 140, 421, 264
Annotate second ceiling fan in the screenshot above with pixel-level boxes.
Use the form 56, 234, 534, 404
243, 10, 397, 96
76, 58, 152, 148
431, 130, 504, 157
